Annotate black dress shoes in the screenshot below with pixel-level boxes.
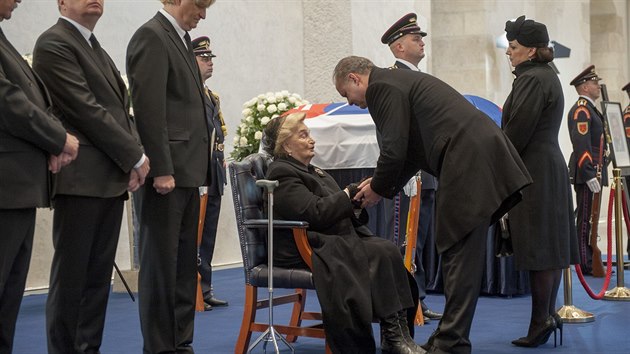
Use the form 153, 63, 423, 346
420, 301, 442, 320
204, 297, 228, 307
203, 303, 212, 311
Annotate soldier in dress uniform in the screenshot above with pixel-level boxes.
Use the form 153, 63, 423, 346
381, 12, 442, 322
192, 36, 229, 311
567, 65, 608, 276
622, 82, 630, 257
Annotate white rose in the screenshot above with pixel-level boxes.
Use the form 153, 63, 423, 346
239, 136, 248, 146
257, 104, 266, 112
266, 95, 277, 103
266, 104, 278, 113
265, 91, 274, 97
281, 90, 289, 97
257, 94, 265, 99
248, 98, 258, 106
242, 108, 252, 117
245, 116, 254, 123
260, 116, 270, 125
254, 131, 263, 140
275, 92, 284, 101
288, 96, 297, 104
291, 93, 302, 99
271, 114, 279, 119
277, 102, 287, 111
233, 136, 240, 145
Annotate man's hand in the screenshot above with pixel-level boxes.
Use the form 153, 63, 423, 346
48, 133, 80, 173
354, 177, 382, 208
128, 157, 151, 192
154, 175, 175, 195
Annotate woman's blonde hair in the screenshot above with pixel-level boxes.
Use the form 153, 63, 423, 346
262, 112, 306, 158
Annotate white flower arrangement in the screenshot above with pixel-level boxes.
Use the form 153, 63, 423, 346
230, 90, 308, 161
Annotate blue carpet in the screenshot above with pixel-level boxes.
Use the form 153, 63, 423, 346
14, 267, 630, 353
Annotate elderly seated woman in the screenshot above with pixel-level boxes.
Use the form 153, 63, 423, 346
262, 112, 424, 354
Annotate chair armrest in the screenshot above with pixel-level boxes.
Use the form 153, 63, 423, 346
243, 219, 309, 229
242, 219, 314, 270
292, 228, 313, 270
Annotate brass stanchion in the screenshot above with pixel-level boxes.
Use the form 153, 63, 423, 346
603, 169, 630, 301
556, 267, 595, 323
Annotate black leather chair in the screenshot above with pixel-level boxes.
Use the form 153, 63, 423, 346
229, 153, 330, 354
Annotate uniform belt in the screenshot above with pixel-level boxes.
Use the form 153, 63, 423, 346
214, 143, 224, 152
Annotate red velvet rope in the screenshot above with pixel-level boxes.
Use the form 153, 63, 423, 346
575, 186, 616, 299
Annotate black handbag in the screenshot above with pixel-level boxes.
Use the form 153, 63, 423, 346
494, 214, 513, 257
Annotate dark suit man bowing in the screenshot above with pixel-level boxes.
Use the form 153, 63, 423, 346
127, 0, 215, 352
33, 1, 149, 353
334, 56, 532, 354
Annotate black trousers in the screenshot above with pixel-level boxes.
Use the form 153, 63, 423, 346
47, 195, 124, 354
574, 184, 594, 274
0, 208, 35, 354
138, 184, 199, 354
198, 193, 221, 299
424, 220, 489, 354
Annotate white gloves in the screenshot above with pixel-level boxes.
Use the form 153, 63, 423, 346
586, 177, 601, 193
402, 177, 418, 197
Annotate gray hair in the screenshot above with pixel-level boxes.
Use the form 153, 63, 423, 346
332, 56, 374, 84
160, 0, 216, 7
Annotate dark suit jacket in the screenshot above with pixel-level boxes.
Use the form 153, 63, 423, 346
0, 27, 67, 209
126, 12, 209, 187
366, 67, 532, 252
392, 60, 437, 191
33, 19, 144, 198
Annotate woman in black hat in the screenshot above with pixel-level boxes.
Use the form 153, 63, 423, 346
501, 15, 578, 348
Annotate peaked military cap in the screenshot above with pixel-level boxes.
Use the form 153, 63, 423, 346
504, 15, 549, 47
570, 65, 601, 86
623, 82, 630, 93
381, 13, 427, 45
192, 36, 216, 57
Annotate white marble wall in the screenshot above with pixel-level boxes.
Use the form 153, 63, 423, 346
2, 0, 628, 290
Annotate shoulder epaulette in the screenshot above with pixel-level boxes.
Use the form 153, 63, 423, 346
577, 98, 588, 106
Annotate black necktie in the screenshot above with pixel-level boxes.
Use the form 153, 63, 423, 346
89, 34, 108, 67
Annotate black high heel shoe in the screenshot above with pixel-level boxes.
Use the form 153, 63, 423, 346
512, 316, 558, 348
552, 313, 563, 346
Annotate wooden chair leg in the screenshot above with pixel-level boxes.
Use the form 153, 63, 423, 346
285, 288, 307, 343
234, 285, 257, 354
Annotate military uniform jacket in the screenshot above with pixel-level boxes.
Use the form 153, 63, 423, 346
127, 12, 209, 187
366, 67, 532, 253
567, 96, 608, 186
502, 61, 578, 270
205, 89, 226, 196
0, 27, 66, 208
33, 19, 144, 198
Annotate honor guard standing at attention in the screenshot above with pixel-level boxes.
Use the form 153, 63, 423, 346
191, 35, 229, 311
622, 82, 630, 256
567, 65, 608, 276
381, 12, 442, 323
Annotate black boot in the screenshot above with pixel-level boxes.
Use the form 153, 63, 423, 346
380, 311, 426, 354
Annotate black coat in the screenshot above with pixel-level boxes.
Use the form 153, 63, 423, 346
366, 67, 532, 253
267, 157, 415, 354
502, 61, 578, 270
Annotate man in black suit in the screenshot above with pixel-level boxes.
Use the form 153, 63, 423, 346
126, 0, 215, 352
33, 0, 149, 353
0, 2, 78, 352
381, 12, 441, 322
192, 36, 228, 311
334, 56, 532, 354
567, 65, 608, 276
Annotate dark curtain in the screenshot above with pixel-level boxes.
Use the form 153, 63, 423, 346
326, 168, 529, 297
